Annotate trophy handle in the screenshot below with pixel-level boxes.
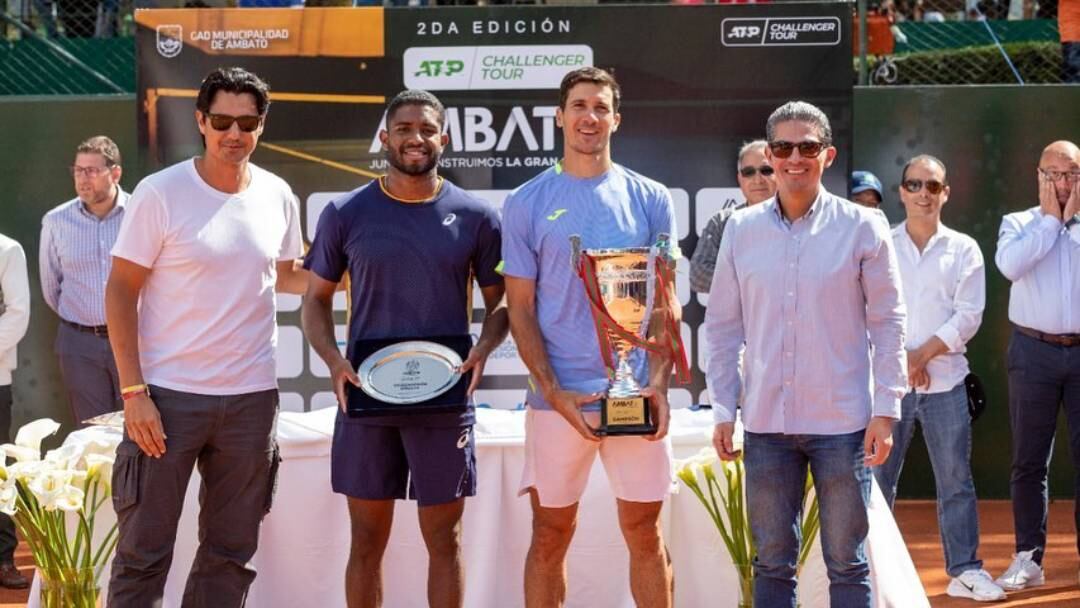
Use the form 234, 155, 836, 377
649, 239, 692, 385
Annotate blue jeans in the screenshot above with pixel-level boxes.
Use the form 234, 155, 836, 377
873, 383, 981, 576
745, 430, 871, 608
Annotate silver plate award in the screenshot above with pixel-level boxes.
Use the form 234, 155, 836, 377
357, 341, 464, 405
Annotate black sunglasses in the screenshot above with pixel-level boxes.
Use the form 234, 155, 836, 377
205, 113, 262, 133
901, 179, 945, 195
739, 165, 775, 178
768, 140, 829, 159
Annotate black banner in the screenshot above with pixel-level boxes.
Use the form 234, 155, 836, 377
136, 4, 852, 412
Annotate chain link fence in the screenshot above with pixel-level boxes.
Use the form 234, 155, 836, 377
0, 0, 154, 94
0, 0, 1076, 94
861, 0, 1074, 84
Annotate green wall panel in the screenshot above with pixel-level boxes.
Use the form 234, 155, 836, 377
0, 95, 137, 445
854, 84, 1080, 499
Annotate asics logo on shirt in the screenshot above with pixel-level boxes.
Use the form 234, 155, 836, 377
443, 213, 457, 226
456, 429, 470, 449
546, 209, 568, 221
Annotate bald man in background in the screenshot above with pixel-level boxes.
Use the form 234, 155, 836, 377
994, 140, 1080, 591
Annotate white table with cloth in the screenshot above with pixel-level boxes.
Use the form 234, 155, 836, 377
29, 407, 928, 607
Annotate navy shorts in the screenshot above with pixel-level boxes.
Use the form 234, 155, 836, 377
331, 411, 476, 507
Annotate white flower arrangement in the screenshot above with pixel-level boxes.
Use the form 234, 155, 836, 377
1, 418, 121, 607
675, 433, 820, 608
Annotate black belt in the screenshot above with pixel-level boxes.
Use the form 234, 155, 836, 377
62, 319, 108, 337
1013, 324, 1080, 347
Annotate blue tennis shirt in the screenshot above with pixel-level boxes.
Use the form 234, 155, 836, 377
501, 162, 677, 411
304, 178, 503, 425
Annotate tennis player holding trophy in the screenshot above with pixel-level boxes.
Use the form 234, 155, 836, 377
503, 66, 688, 608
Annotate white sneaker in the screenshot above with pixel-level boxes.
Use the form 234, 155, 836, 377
947, 569, 1006, 601
994, 550, 1045, 591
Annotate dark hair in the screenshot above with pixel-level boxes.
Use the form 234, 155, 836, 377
900, 154, 947, 184
558, 67, 621, 113
196, 67, 271, 116
386, 89, 446, 128
76, 135, 121, 166
765, 101, 832, 145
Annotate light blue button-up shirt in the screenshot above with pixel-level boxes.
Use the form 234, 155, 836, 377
39, 191, 127, 326
996, 208, 1080, 334
704, 189, 908, 435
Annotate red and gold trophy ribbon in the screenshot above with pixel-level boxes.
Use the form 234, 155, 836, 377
575, 242, 691, 385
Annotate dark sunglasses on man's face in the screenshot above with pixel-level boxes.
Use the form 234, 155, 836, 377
901, 179, 946, 195
205, 113, 262, 133
768, 140, 828, 159
739, 165, 775, 178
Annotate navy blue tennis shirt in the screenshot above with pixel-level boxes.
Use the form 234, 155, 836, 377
304, 177, 503, 425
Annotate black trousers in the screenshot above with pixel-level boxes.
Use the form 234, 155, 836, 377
1007, 329, 1080, 561
107, 386, 280, 608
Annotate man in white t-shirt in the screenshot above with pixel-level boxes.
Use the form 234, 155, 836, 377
104, 67, 308, 607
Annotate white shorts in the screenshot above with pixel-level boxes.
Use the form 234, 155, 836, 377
518, 408, 674, 508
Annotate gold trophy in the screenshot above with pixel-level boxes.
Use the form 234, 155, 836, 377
571, 234, 689, 435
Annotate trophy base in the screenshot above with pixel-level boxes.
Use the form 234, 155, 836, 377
599, 395, 656, 436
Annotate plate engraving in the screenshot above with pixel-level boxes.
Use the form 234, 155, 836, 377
358, 341, 464, 405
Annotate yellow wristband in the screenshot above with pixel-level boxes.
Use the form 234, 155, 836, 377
120, 384, 148, 395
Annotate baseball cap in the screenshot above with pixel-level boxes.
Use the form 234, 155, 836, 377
851, 171, 884, 199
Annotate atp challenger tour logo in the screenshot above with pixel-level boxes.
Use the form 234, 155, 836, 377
405, 45, 593, 91
415, 59, 465, 78
722, 17, 841, 47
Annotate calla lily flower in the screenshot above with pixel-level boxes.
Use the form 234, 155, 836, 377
1, 444, 41, 463
28, 469, 85, 512
44, 443, 86, 471
51, 486, 85, 512
0, 418, 61, 463
13, 418, 61, 452
7, 460, 44, 482
84, 454, 115, 492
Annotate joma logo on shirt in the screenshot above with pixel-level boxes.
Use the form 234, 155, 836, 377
546, 209, 568, 221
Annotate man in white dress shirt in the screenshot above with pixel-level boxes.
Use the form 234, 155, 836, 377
872, 155, 1004, 601
994, 140, 1080, 591
706, 101, 907, 607
0, 233, 30, 589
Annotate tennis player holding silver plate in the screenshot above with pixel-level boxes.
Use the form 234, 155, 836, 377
350, 336, 473, 412
302, 90, 508, 608
572, 233, 689, 435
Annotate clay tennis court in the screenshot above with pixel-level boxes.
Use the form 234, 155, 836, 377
0, 500, 1074, 606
